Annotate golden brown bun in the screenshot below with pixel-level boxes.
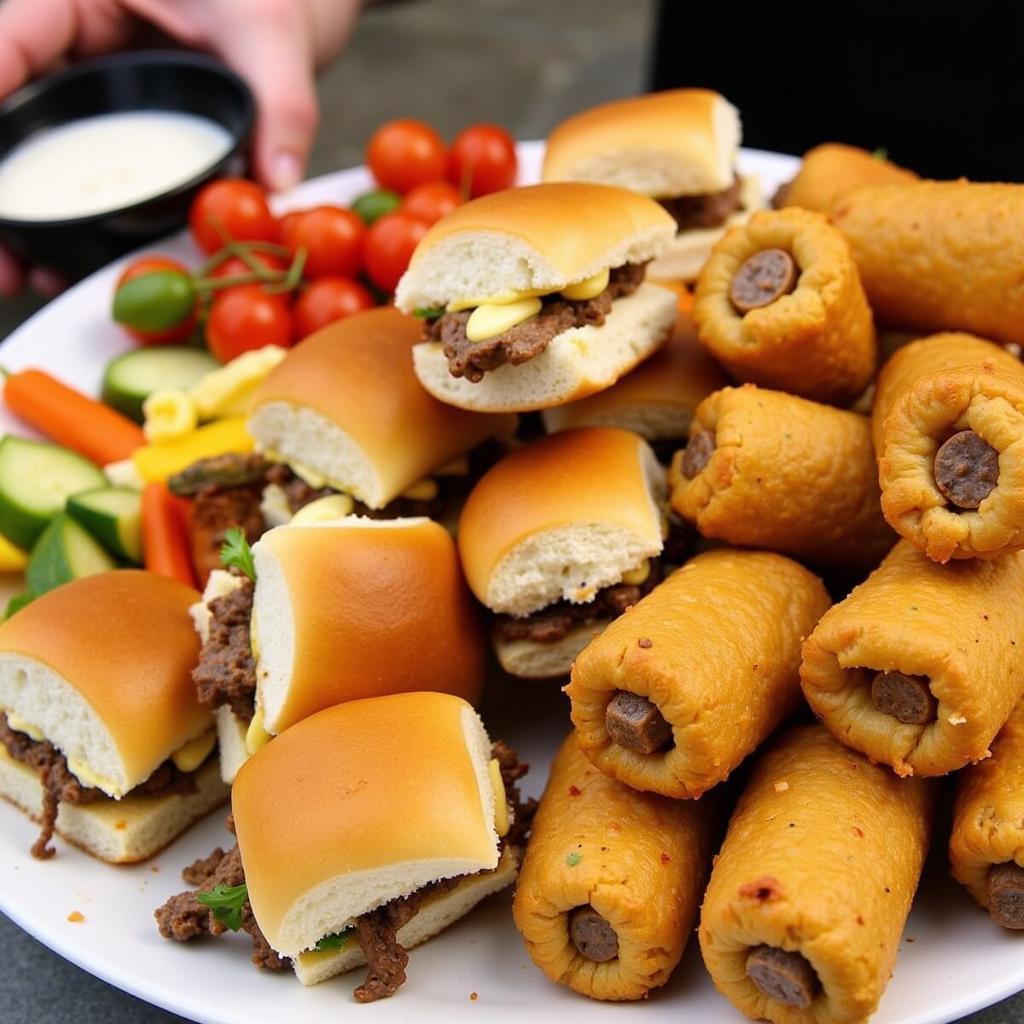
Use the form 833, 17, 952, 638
394, 184, 676, 311
777, 143, 918, 213
248, 307, 515, 508
0, 571, 207, 794
542, 89, 740, 196
457, 428, 666, 615
232, 693, 499, 957
251, 518, 486, 734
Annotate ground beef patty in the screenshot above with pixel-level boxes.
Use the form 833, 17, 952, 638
427, 262, 647, 383
659, 177, 744, 232
0, 712, 201, 859
494, 560, 664, 645
192, 578, 257, 721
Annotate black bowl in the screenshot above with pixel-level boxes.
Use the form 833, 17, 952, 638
0, 51, 254, 280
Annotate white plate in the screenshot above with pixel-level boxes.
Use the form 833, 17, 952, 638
0, 142, 1021, 1024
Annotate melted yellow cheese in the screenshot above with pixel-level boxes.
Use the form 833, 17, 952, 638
190, 345, 286, 420
466, 297, 542, 342
67, 757, 121, 797
263, 450, 328, 491
291, 493, 355, 524
560, 268, 610, 301
434, 456, 470, 477
399, 478, 439, 502
5, 712, 44, 742
171, 729, 216, 773
489, 758, 509, 838
446, 288, 547, 313
245, 706, 273, 755
621, 559, 651, 586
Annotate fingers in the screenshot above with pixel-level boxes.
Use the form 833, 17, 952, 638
0, 0, 77, 99
0, 247, 27, 298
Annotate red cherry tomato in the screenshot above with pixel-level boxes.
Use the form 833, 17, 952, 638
366, 119, 447, 194
363, 212, 430, 294
293, 277, 376, 339
281, 205, 366, 280
209, 251, 288, 282
189, 179, 279, 255
206, 285, 292, 362
400, 181, 463, 226
116, 255, 197, 345
447, 124, 518, 198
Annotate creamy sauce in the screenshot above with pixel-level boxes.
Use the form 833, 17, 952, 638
0, 111, 233, 221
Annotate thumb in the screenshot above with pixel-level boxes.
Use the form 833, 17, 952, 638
215, 10, 319, 192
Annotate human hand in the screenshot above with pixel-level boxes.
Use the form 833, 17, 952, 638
0, 0, 361, 295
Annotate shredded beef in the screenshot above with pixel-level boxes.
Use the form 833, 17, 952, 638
491, 740, 537, 849
427, 262, 647, 383
659, 177, 744, 232
169, 454, 270, 497
0, 712, 200, 859
190, 483, 266, 586
192, 578, 257, 720
493, 559, 664, 644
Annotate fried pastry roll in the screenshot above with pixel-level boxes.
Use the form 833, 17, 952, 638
567, 548, 830, 798
832, 180, 1024, 346
801, 540, 1024, 777
512, 735, 716, 1001
669, 385, 894, 571
699, 725, 936, 1024
950, 700, 1024, 930
692, 208, 876, 406
879, 360, 1024, 562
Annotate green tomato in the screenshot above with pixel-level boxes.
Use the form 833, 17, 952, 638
112, 269, 196, 332
352, 189, 401, 226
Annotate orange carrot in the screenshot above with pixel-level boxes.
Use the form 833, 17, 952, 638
141, 482, 197, 588
3, 368, 144, 465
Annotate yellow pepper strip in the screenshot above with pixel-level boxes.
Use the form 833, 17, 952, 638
189, 345, 287, 420
143, 389, 198, 443
0, 534, 28, 571
132, 417, 253, 483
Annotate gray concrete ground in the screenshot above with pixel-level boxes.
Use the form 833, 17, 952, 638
0, 1, 1022, 1021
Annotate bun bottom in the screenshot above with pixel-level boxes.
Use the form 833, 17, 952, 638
495, 620, 612, 680
412, 283, 677, 413
293, 845, 520, 987
0, 747, 228, 864
541, 399, 689, 444
216, 705, 250, 785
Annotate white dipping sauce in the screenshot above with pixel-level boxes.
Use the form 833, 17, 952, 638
0, 111, 233, 221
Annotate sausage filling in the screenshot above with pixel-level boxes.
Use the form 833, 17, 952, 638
605, 691, 673, 755
568, 906, 619, 962
933, 430, 999, 510
681, 428, 716, 479
870, 671, 937, 725
745, 945, 820, 1009
729, 249, 798, 314
987, 862, 1024, 930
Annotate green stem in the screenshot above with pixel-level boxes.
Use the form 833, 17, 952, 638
265, 247, 307, 295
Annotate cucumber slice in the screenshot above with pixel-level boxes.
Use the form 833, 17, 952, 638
66, 486, 143, 563
101, 346, 219, 423
0, 436, 106, 549
26, 513, 116, 596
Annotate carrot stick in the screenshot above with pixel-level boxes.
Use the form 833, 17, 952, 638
141, 482, 197, 588
3, 368, 145, 465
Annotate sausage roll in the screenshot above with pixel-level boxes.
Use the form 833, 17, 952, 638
512, 734, 716, 1001
950, 699, 1024, 930
801, 540, 1024, 777
699, 725, 936, 1024
692, 208, 876, 406
568, 548, 830, 799
669, 385, 894, 571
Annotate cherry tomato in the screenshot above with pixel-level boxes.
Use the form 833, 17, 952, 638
447, 124, 518, 198
281, 205, 366, 280
209, 251, 288, 282
366, 119, 447, 194
363, 212, 430, 294
115, 256, 197, 345
293, 277, 376, 339
400, 181, 463, 226
189, 179, 279, 255
206, 285, 292, 362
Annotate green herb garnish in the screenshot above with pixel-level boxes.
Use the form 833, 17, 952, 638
4, 592, 34, 619
566, 851, 582, 867
314, 929, 353, 952
196, 882, 248, 931
220, 527, 255, 580
412, 307, 444, 320
872, 147, 889, 161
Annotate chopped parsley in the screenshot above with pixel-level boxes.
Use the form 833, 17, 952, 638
314, 929, 353, 952
872, 147, 889, 161
566, 852, 582, 867
196, 882, 248, 932
412, 307, 444, 320
220, 526, 255, 580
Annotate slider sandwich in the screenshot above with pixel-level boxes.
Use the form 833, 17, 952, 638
542, 89, 763, 282
458, 427, 667, 678
193, 518, 486, 783
394, 183, 678, 412
0, 571, 226, 862
171, 306, 516, 582
156, 692, 533, 1003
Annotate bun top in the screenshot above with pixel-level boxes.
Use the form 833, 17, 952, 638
394, 183, 675, 311
252, 518, 486, 734
542, 89, 741, 198
0, 571, 208, 794
232, 692, 500, 957
248, 307, 515, 505
458, 427, 666, 614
